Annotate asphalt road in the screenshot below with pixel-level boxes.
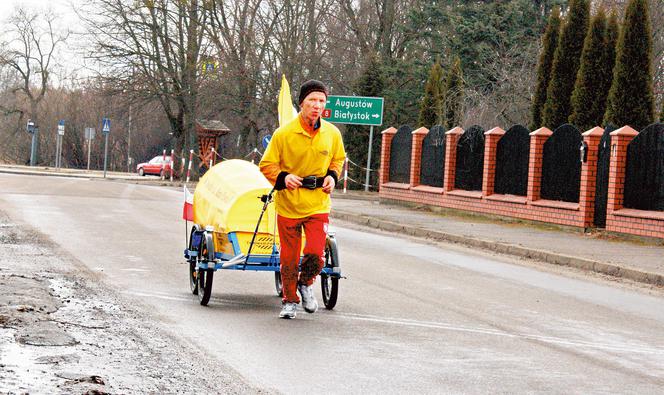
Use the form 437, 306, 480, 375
2, 173, 664, 393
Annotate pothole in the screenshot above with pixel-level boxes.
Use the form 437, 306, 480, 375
35, 353, 80, 365
15, 321, 78, 346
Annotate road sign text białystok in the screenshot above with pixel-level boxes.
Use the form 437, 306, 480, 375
322, 95, 383, 126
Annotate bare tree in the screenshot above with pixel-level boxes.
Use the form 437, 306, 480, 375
83, 0, 207, 155
337, 0, 418, 62
0, 7, 68, 164
203, 0, 286, 153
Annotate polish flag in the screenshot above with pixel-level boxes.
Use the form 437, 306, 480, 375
183, 186, 194, 221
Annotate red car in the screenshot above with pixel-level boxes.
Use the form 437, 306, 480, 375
136, 155, 172, 176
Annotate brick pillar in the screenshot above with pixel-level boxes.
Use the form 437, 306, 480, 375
482, 127, 505, 196
410, 127, 429, 187
380, 127, 397, 185
527, 127, 553, 202
444, 127, 464, 191
607, 126, 638, 213
579, 127, 604, 227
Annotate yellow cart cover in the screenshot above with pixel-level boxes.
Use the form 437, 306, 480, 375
193, 159, 276, 235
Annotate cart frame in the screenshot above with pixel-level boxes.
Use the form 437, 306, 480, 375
184, 223, 341, 309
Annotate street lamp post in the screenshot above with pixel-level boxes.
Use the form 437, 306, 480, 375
27, 120, 37, 166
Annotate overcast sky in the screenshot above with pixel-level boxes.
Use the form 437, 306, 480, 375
1, 0, 92, 83
0, 0, 81, 25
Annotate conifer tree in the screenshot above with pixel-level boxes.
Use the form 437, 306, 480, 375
542, 0, 590, 129
531, 6, 561, 130
344, 56, 385, 190
603, 0, 655, 130
442, 57, 464, 129
418, 60, 444, 129
600, 11, 619, 125
569, 10, 608, 131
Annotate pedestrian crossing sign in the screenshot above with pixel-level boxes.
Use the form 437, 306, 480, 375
102, 118, 111, 135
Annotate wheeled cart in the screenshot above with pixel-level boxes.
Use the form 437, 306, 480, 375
183, 160, 341, 308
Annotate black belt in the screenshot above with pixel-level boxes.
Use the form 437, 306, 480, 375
301, 175, 325, 190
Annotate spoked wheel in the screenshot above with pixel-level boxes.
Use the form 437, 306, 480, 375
198, 269, 214, 306
321, 236, 339, 310
189, 261, 198, 295
188, 225, 202, 295
197, 232, 215, 306
274, 272, 283, 297
320, 274, 338, 310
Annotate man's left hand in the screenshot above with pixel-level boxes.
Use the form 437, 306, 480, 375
322, 175, 335, 194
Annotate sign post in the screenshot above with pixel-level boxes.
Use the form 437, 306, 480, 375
85, 127, 95, 170
102, 118, 111, 178
322, 95, 384, 191
55, 120, 65, 169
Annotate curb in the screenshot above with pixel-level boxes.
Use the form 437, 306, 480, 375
331, 210, 664, 288
0, 167, 154, 182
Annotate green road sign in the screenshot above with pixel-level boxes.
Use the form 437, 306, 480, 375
323, 95, 384, 126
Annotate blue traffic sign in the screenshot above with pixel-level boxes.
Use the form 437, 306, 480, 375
102, 118, 111, 135
261, 135, 272, 149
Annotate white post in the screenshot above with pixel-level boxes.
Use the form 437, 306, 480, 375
343, 158, 348, 194
170, 149, 175, 182
186, 149, 194, 183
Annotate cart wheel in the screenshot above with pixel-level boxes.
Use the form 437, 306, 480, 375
197, 232, 215, 306
198, 269, 214, 306
188, 225, 202, 295
321, 274, 338, 310
189, 261, 198, 295
321, 236, 339, 310
274, 272, 283, 297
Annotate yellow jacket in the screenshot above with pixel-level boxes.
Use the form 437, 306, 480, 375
260, 114, 346, 218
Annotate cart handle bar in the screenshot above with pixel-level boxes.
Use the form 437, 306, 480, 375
243, 187, 276, 270
222, 254, 247, 268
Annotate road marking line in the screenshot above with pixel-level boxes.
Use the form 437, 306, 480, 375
337, 312, 664, 356
124, 290, 258, 306
124, 290, 664, 356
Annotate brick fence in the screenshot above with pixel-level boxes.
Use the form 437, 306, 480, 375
379, 125, 664, 239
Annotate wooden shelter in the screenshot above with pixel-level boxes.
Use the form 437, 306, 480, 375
196, 119, 231, 168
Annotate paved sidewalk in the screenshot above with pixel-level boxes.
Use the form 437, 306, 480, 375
331, 191, 664, 287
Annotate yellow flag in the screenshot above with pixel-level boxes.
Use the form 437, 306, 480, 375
278, 74, 297, 127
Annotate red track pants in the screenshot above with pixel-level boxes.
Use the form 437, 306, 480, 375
277, 213, 328, 304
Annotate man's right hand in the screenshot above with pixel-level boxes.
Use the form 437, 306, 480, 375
285, 174, 303, 190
